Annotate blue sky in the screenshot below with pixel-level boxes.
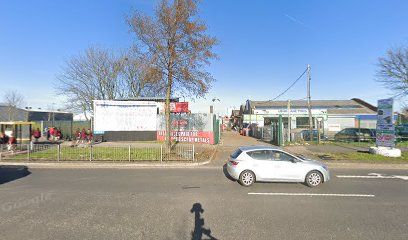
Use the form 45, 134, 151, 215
1, 0, 408, 114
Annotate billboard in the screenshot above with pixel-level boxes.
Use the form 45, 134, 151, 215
170, 102, 189, 113
376, 98, 395, 148
156, 113, 215, 144
93, 100, 157, 133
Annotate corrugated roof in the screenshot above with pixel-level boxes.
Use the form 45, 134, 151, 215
249, 99, 363, 108
247, 99, 377, 115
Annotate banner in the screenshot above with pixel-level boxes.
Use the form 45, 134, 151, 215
376, 98, 395, 148
93, 100, 157, 133
157, 130, 214, 144
170, 102, 189, 113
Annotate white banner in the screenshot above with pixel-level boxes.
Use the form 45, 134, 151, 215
93, 100, 157, 133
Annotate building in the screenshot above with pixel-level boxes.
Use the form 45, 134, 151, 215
0, 104, 73, 140
241, 98, 382, 137
92, 98, 220, 144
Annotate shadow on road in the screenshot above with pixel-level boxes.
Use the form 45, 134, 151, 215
0, 165, 31, 185
191, 203, 217, 240
222, 164, 236, 182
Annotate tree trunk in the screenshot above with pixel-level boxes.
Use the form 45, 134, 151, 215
165, 70, 173, 148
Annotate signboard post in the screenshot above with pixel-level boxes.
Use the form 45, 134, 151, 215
376, 98, 395, 148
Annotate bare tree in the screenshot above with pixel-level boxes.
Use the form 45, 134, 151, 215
128, 0, 218, 146
120, 49, 165, 98
377, 46, 408, 97
2, 90, 25, 121
57, 46, 164, 119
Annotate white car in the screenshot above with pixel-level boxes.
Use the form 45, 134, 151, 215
226, 146, 330, 187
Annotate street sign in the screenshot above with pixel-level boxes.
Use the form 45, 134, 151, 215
376, 98, 395, 148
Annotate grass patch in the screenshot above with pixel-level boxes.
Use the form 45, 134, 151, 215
313, 151, 408, 163
4, 145, 215, 161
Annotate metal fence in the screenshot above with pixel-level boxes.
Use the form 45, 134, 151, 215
0, 144, 195, 162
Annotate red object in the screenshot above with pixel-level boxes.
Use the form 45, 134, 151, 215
157, 130, 214, 144
81, 130, 87, 139
170, 102, 189, 113
33, 130, 41, 138
8, 137, 16, 144
229, 160, 239, 166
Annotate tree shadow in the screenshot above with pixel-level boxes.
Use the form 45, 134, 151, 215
0, 165, 31, 185
191, 203, 218, 240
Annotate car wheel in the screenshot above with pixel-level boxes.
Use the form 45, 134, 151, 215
239, 170, 255, 187
305, 171, 323, 187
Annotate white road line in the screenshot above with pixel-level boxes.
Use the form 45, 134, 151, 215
337, 173, 408, 181
248, 193, 375, 197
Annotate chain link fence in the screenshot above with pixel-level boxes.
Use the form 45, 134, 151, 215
0, 144, 196, 162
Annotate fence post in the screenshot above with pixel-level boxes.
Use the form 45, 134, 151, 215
90, 145, 93, 161
192, 145, 195, 161
160, 145, 163, 162
57, 144, 61, 162
128, 145, 131, 162
27, 144, 30, 161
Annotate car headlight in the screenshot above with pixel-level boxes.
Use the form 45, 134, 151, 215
322, 165, 328, 171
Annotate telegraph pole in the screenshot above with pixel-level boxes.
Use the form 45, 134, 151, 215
307, 65, 313, 141
287, 100, 291, 142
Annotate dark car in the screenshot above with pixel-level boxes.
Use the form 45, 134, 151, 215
300, 129, 328, 141
334, 128, 375, 142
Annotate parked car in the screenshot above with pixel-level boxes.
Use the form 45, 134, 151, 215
334, 128, 375, 142
300, 129, 328, 141
396, 124, 408, 140
226, 145, 330, 187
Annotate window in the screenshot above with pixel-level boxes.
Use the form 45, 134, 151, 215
230, 149, 242, 159
271, 151, 296, 162
247, 150, 272, 160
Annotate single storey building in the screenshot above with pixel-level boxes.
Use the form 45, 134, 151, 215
242, 98, 381, 137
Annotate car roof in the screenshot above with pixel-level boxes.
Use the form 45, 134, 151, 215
238, 145, 282, 152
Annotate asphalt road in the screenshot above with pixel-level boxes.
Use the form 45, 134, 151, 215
0, 165, 407, 240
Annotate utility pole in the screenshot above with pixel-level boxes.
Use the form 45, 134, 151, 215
287, 100, 291, 142
307, 65, 313, 141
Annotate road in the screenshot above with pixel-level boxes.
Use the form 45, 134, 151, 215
0, 165, 407, 240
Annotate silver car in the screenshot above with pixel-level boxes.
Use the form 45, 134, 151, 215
226, 145, 330, 187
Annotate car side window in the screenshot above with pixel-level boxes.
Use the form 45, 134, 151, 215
271, 151, 295, 162
246, 150, 272, 160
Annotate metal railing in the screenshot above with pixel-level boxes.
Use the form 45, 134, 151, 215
0, 144, 196, 162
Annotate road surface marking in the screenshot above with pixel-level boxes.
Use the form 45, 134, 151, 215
248, 193, 375, 197
337, 173, 408, 181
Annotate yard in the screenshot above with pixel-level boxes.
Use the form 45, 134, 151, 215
285, 140, 408, 163
1, 144, 216, 162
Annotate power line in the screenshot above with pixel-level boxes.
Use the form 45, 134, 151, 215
270, 68, 308, 101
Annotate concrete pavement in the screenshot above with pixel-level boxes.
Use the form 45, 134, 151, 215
1, 165, 407, 240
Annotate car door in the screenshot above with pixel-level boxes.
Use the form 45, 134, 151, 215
246, 150, 278, 181
269, 151, 304, 181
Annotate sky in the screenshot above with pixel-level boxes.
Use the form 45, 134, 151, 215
1, 0, 408, 115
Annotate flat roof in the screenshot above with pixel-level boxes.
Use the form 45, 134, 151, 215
0, 121, 35, 125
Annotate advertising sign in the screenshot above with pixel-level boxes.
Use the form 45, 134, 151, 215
93, 100, 158, 132
170, 102, 189, 113
376, 98, 395, 148
157, 130, 214, 144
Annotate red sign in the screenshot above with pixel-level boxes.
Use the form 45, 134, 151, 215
157, 130, 214, 144
172, 119, 189, 127
170, 102, 189, 113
